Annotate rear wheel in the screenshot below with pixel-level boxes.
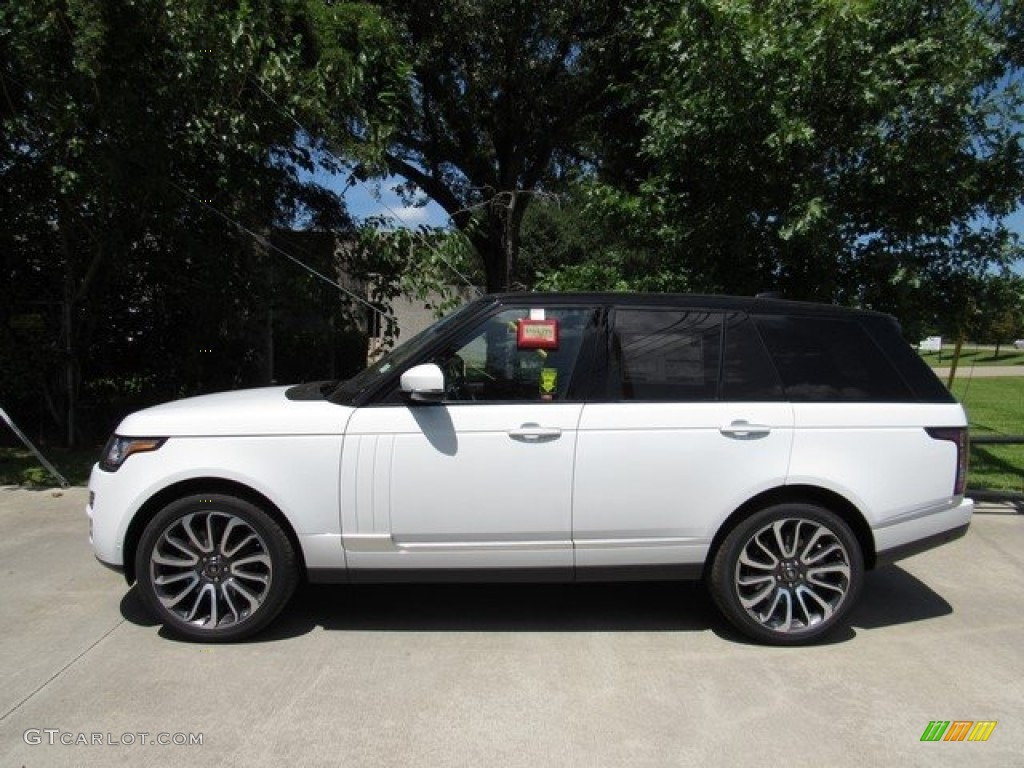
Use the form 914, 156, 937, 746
710, 503, 863, 645
135, 494, 298, 642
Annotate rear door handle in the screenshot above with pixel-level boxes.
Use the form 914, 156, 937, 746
720, 420, 771, 439
508, 423, 562, 442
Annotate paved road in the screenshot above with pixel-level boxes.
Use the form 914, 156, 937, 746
0, 487, 1020, 767
934, 366, 1024, 378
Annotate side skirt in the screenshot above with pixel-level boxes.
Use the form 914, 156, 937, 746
306, 563, 704, 585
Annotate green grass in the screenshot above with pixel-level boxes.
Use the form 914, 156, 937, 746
967, 444, 1024, 493
920, 347, 1024, 368
949, 377, 1024, 435
949, 377, 1024, 493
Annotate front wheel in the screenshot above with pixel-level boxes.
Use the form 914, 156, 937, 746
135, 494, 298, 642
709, 503, 863, 645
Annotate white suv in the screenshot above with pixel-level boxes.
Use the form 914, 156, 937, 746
87, 293, 972, 645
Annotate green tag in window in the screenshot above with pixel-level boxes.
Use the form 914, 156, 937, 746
540, 368, 558, 396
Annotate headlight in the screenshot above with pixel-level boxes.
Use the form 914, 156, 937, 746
99, 435, 166, 472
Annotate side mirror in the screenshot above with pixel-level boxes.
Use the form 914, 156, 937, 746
400, 363, 446, 403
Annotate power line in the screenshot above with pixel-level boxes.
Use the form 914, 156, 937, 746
167, 181, 394, 325
247, 76, 482, 297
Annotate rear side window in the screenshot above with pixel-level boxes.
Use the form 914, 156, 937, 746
611, 309, 722, 401
755, 315, 914, 402
861, 317, 955, 403
722, 313, 784, 401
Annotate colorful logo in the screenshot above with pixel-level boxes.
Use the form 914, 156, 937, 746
920, 721, 997, 742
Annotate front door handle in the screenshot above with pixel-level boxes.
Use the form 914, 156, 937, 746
508, 423, 562, 442
720, 420, 771, 439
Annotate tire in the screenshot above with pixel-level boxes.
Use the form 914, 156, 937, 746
709, 503, 863, 645
135, 493, 298, 642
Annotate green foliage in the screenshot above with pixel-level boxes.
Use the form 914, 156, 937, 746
977, 273, 1024, 348
19, 466, 52, 487
0, 1, 406, 444
0, 446, 98, 487
349, 222, 481, 346
368, 0, 628, 291
4, 0, 1024, 451
522, 190, 691, 292
587, 0, 1024, 305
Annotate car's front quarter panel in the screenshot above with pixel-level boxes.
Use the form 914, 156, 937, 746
87, 434, 345, 572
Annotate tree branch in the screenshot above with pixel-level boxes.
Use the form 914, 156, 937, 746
384, 152, 467, 227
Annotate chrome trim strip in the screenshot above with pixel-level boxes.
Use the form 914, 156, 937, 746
573, 537, 702, 550
873, 497, 968, 529
342, 534, 396, 553
395, 539, 569, 552
343, 534, 569, 553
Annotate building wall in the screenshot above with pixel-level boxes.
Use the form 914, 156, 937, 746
367, 285, 480, 362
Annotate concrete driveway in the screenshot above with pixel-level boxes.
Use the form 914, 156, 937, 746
0, 487, 1020, 767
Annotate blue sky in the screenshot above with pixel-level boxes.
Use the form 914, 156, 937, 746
299, 164, 449, 227
342, 175, 449, 228
1004, 207, 1024, 241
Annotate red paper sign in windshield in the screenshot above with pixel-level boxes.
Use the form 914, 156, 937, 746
517, 319, 559, 349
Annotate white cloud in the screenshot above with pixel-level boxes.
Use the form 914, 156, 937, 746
391, 206, 434, 225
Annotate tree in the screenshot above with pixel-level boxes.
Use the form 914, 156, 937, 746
346, 221, 481, 348
367, 0, 629, 292
977, 273, 1024, 356
580, 0, 1024, 306
0, 0, 404, 444
519, 187, 688, 292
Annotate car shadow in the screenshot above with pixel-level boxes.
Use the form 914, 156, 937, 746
848, 564, 954, 630
119, 564, 953, 645
268, 580, 721, 639
119, 585, 160, 627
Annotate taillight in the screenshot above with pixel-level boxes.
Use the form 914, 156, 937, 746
926, 427, 969, 496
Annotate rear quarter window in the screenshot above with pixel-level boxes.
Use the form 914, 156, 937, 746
754, 315, 915, 402
860, 316, 955, 403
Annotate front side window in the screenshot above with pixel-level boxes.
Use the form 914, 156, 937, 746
433, 306, 595, 402
611, 309, 723, 401
333, 299, 487, 404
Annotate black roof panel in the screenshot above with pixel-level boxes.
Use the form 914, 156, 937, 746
489, 292, 895, 321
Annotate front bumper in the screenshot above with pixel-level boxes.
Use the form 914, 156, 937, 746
86, 463, 130, 571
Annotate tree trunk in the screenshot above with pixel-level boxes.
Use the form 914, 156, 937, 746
473, 192, 531, 293
55, 203, 106, 448
62, 290, 75, 448
59, 222, 78, 448
946, 330, 965, 389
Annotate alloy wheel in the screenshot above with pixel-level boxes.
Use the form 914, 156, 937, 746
149, 509, 273, 630
733, 517, 852, 635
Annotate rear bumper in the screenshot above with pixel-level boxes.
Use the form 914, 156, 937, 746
873, 497, 973, 568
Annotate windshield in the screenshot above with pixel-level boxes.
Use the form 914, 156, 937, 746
330, 298, 489, 404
